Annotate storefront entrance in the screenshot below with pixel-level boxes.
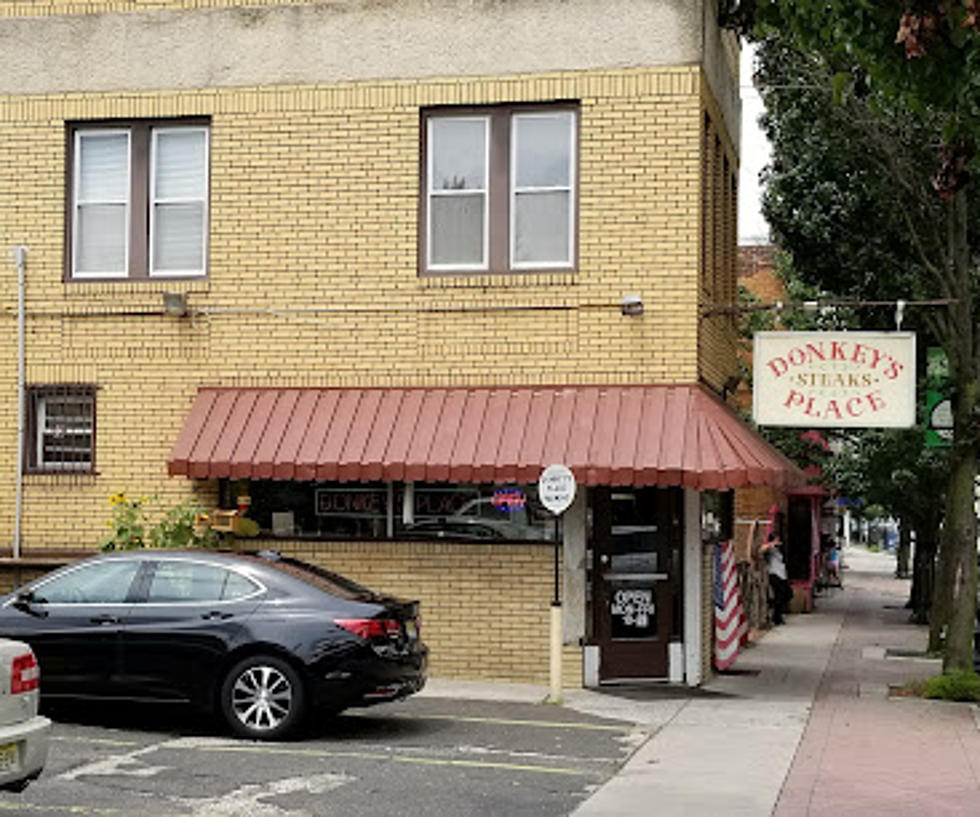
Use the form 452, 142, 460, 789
591, 487, 683, 680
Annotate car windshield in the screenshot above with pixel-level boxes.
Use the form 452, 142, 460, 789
246, 554, 378, 601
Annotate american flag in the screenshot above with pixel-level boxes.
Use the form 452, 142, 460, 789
713, 539, 747, 671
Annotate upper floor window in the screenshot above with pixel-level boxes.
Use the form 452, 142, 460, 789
68, 119, 209, 280
26, 385, 96, 474
422, 105, 577, 275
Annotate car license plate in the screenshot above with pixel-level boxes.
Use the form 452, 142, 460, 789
0, 743, 19, 773
404, 621, 418, 639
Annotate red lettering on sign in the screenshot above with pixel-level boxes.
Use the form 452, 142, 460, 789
867, 391, 886, 412
784, 389, 805, 409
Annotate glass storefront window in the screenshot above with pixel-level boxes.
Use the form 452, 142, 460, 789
241, 480, 555, 543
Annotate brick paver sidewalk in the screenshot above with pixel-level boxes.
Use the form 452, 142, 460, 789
774, 548, 980, 816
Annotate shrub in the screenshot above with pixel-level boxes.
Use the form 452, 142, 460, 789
102, 494, 219, 551
148, 500, 219, 549
916, 670, 980, 702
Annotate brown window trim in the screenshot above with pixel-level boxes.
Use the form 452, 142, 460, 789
419, 102, 580, 277
23, 384, 98, 476
64, 117, 211, 283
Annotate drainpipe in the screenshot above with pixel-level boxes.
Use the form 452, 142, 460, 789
13, 246, 26, 559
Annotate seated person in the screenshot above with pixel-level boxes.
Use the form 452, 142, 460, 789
826, 543, 841, 586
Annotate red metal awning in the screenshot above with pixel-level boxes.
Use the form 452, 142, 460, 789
167, 385, 805, 490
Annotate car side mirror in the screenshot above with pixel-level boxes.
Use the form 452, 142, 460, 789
12, 590, 47, 618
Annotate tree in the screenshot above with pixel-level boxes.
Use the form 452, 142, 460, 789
748, 2, 979, 671
827, 428, 947, 623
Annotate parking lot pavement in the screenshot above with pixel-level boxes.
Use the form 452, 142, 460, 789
0, 697, 644, 817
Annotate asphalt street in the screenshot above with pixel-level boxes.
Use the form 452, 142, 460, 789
0, 696, 644, 817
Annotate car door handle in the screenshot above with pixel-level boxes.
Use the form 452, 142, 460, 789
201, 611, 233, 621
90, 615, 120, 625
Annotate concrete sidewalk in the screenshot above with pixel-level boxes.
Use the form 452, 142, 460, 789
568, 576, 844, 816
422, 572, 842, 815
773, 548, 980, 816
424, 545, 980, 816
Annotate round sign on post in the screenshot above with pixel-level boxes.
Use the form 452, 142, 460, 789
538, 464, 576, 516
538, 464, 575, 706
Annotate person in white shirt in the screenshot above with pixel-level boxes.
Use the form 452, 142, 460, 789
762, 533, 790, 625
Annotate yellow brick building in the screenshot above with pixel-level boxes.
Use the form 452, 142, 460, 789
0, 0, 799, 686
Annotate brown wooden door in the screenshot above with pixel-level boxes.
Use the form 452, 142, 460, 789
592, 487, 682, 680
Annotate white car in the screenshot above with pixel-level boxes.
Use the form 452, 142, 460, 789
0, 639, 49, 791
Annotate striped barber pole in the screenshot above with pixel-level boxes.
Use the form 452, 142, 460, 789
713, 539, 747, 671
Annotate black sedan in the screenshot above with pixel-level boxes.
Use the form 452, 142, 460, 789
0, 549, 427, 739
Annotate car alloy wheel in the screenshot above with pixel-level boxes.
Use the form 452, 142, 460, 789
221, 655, 305, 739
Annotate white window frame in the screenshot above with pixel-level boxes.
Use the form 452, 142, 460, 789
36, 392, 94, 472
426, 115, 490, 272
72, 129, 131, 280
509, 111, 576, 271
149, 125, 210, 278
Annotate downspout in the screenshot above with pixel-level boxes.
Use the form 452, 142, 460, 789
13, 246, 26, 559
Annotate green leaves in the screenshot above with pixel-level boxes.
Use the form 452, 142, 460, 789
101, 494, 218, 551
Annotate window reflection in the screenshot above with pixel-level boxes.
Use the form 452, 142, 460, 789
244, 480, 555, 543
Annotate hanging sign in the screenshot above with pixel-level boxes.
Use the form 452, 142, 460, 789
753, 331, 916, 428
538, 464, 576, 516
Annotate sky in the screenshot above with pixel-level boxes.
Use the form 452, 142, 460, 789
738, 42, 772, 246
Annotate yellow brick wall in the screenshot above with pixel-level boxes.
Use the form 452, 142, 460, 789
0, 66, 717, 549
698, 78, 740, 395
224, 539, 566, 684
0, 64, 735, 685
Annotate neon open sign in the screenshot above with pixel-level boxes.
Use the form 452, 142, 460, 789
491, 488, 527, 513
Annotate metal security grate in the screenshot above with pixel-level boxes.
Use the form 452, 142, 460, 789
27, 385, 95, 473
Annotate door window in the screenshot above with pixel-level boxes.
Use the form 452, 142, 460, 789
607, 490, 663, 640
146, 561, 259, 603
34, 560, 140, 604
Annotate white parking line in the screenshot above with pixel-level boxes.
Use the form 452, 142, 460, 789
174, 772, 353, 817
0, 803, 122, 815
58, 741, 173, 781
162, 737, 602, 777
353, 711, 632, 732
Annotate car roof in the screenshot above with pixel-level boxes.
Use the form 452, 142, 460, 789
73, 549, 379, 602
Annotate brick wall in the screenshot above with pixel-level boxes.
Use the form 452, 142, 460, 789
698, 79, 740, 395
263, 539, 567, 683
0, 62, 738, 683
738, 244, 782, 303
0, 66, 727, 548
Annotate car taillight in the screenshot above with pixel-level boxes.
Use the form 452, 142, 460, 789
11, 653, 39, 695
334, 618, 401, 640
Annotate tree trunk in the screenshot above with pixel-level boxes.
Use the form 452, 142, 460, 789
938, 188, 979, 674
896, 519, 911, 579
909, 528, 937, 626
942, 445, 978, 671
929, 534, 952, 651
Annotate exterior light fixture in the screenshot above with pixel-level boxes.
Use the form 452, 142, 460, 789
722, 374, 742, 400
620, 294, 644, 317
163, 291, 188, 317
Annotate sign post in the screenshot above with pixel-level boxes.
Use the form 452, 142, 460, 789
538, 464, 576, 705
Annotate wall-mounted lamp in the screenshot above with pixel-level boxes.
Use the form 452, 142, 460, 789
620, 294, 644, 317
722, 374, 742, 401
163, 291, 188, 317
